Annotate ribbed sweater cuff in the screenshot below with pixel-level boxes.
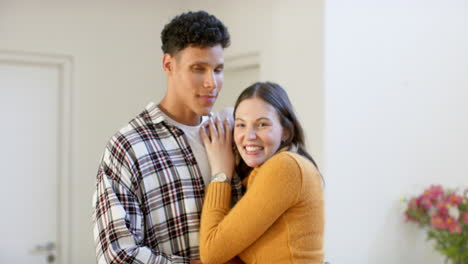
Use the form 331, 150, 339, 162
205, 182, 232, 210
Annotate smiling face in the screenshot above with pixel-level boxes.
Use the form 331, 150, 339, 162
234, 97, 289, 168
162, 44, 224, 125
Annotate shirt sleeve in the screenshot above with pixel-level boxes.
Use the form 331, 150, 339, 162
199, 153, 303, 264
230, 172, 244, 205
92, 142, 190, 264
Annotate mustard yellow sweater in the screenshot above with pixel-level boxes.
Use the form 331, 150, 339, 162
200, 151, 324, 264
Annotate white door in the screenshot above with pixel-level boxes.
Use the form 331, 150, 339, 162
0, 62, 60, 263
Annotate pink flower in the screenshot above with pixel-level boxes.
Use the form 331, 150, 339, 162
447, 193, 463, 206
436, 200, 449, 215
431, 215, 447, 230
419, 197, 433, 210
426, 185, 444, 200
449, 224, 462, 234
444, 217, 463, 234
445, 216, 455, 226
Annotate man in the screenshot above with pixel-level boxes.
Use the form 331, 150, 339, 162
92, 11, 243, 263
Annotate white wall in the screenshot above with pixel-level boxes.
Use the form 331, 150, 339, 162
0, 1, 180, 263
324, 0, 468, 263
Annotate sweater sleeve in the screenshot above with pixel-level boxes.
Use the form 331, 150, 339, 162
199, 153, 302, 264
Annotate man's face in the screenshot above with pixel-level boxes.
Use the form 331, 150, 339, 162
165, 45, 224, 117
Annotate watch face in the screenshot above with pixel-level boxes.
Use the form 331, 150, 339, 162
216, 173, 226, 181
212, 172, 227, 182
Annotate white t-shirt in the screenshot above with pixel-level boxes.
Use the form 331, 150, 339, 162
161, 107, 233, 186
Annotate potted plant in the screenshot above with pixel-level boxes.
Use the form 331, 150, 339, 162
403, 185, 468, 264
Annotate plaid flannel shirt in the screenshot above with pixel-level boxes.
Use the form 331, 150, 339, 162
93, 102, 244, 264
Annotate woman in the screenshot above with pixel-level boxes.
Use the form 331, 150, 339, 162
199, 82, 324, 264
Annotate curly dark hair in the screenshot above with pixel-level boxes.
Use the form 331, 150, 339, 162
161, 11, 230, 55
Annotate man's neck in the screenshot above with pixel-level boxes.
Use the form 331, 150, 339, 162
158, 99, 201, 126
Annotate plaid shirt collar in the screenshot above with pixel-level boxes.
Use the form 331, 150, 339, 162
145, 102, 167, 124
145, 101, 213, 127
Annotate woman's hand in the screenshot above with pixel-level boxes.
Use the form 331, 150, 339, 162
200, 117, 235, 180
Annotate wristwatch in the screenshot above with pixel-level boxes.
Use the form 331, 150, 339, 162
210, 172, 231, 184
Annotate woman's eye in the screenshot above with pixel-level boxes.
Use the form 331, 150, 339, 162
235, 123, 245, 128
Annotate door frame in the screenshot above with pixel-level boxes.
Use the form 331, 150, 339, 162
224, 51, 260, 71
0, 50, 73, 264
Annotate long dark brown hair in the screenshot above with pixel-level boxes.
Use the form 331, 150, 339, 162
233, 81, 320, 179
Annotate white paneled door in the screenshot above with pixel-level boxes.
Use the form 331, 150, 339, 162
0, 60, 64, 263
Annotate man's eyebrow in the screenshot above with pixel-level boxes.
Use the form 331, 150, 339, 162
192, 61, 208, 65
192, 61, 224, 67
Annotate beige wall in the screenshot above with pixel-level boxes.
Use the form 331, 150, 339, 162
0, 1, 180, 263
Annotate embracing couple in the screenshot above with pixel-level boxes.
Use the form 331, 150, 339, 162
92, 10, 324, 264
